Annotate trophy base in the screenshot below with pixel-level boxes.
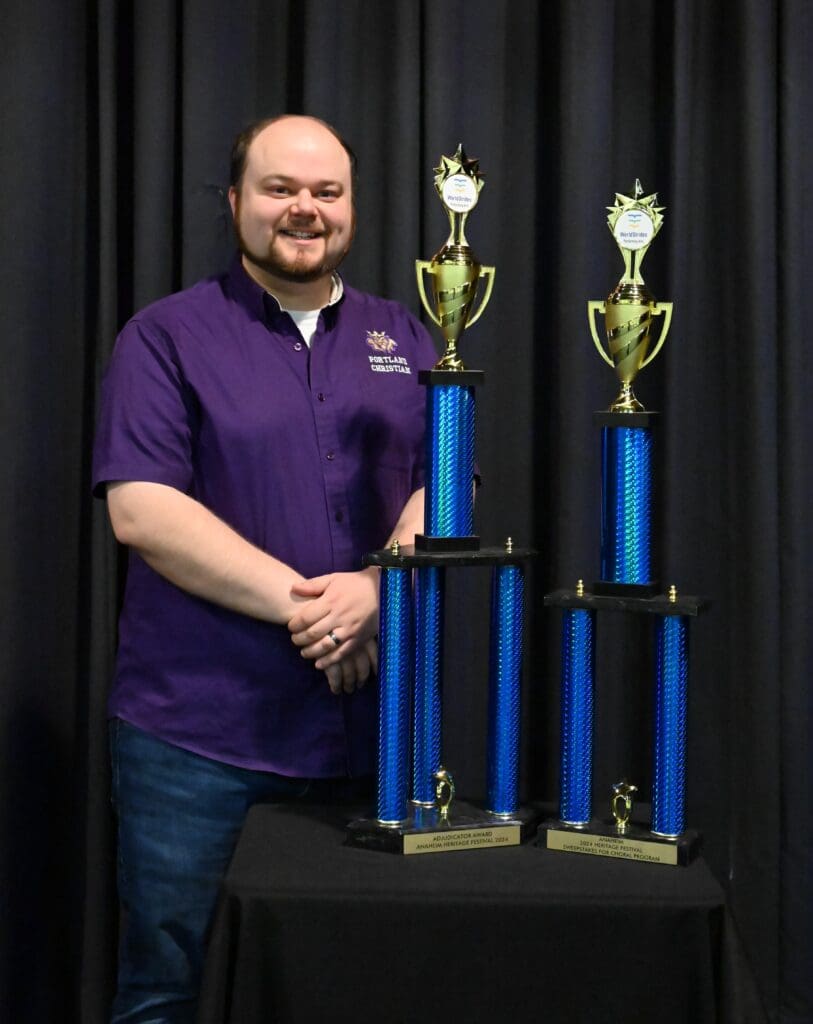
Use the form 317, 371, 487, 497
593, 410, 660, 428
545, 588, 710, 618
419, 369, 486, 388
415, 533, 480, 553
592, 580, 661, 599
536, 819, 701, 867
346, 802, 541, 855
366, 544, 533, 569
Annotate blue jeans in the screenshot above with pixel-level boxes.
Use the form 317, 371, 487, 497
109, 719, 369, 1024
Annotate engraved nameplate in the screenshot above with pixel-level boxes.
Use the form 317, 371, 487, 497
546, 828, 678, 866
403, 824, 521, 856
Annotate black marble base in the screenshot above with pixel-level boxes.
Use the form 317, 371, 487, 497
366, 543, 534, 569
544, 587, 710, 617
593, 410, 660, 428
414, 533, 480, 552
347, 801, 541, 855
593, 579, 661, 599
537, 818, 702, 867
418, 369, 485, 387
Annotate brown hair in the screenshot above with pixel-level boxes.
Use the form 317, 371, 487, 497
229, 115, 358, 196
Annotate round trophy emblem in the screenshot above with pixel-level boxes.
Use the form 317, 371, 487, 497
441, 173, 479, 213
613, 208, 656, 250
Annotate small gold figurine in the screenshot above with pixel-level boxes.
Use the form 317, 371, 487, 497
611, 779, 638, 833
433, 767, 455, 822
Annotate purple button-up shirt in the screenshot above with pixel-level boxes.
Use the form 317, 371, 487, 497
93, 257, 437, 776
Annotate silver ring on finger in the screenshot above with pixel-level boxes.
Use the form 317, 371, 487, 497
328, 630, 341, 647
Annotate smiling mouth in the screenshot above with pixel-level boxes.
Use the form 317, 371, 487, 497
281, 229, 322, 240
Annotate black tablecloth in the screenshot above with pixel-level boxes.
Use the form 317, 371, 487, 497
197, 804, 766, 1024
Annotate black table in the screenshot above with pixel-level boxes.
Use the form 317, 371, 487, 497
197, 804, 766, 1024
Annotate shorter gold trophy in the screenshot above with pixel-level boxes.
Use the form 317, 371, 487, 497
415, 145, 495, 370
588, 180, 673, 412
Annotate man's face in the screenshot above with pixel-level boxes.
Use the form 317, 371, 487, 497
229, 117, 355, 286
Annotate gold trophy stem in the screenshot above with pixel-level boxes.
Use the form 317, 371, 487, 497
447, 210, 470, 247
438, 341, 465, 372
611, 381, 644, 414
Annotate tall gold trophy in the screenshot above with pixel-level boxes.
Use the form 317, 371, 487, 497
538, 181, 707, 867
588, 180, 673, 412
415, 145, 495, 371
348, 147, 540, 854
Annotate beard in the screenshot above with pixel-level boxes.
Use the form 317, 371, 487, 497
233, 196, 354, 284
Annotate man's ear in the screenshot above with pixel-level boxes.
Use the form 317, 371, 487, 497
228, 186, 238, 218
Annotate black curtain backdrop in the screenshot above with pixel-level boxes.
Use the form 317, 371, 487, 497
1, 1, 810, 1021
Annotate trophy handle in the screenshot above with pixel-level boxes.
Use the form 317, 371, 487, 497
414, 261, 441, 327
463, 265, 496, 329
640, 302, 673, 369
587, 300, 614, 368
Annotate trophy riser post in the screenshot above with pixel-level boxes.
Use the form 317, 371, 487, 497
416, 370, 484, 553
424, 383, 475, 542
596, 416, 657, 593
652, 615, 689, 837
559, 608, 595, 826
486, 565, 524, 816
412, 566, 445, 805
375, 567, 412, 825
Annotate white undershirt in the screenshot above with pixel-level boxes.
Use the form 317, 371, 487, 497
278, 275, 344, 348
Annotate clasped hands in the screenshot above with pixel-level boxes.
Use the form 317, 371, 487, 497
287, 567, 379, 695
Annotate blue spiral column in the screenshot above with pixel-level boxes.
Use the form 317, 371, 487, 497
486, 564, 524, 815
652, 615, 689, 837
412, 566, 445, 805
600, 425, 654, 585
376, 567, 412, 825
424, 382, 476, 540
559, 608, 596, 826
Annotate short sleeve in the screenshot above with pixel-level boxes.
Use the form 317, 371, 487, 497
92, 317, 197, 498
404, 311, 438, 493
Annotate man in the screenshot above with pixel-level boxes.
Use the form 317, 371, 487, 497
93, 115, 437, 1023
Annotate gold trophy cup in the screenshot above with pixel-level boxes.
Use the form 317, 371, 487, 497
588, 180, 673, 412
416, 145, 495, 370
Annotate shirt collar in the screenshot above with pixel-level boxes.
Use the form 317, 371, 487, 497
227, 254, 344, 325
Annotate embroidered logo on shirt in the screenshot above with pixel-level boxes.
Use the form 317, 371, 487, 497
366, 330, 412, 375
366, 330, 398, 353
